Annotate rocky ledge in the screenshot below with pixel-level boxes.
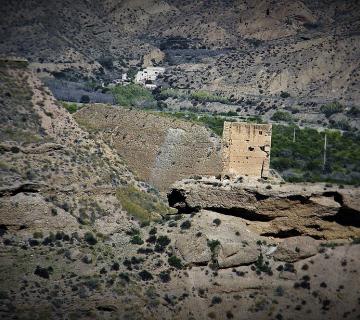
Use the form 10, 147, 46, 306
168, 177, 360, 240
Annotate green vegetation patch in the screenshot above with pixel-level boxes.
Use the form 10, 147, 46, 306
271, 125, 360, 185
111, 84, 155, 107
116, 185, 171, 222
159, 88, 230, 104
62, 102, 81, 114
271, 111, 293, 123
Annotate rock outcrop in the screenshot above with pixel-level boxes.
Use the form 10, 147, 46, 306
168, 177, 360, 239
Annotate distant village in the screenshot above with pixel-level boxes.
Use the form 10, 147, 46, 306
109, 66, 166, 89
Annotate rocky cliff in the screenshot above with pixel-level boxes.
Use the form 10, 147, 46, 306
168, 177, 360, 240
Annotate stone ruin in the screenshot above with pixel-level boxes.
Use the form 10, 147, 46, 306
222, 122, 272, 178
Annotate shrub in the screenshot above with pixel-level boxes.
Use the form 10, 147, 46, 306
33, 231, 43, 239
34, 266, 53, 279
80, 95, 90, 103
213, 218, 221, 226
119, 273, 130, 283
159, 88, 188, 100
329, 119, 351, 131
98, 56, 113, 70
146, 235, 157, 244
180, 220, 191, 230
83, 277, 100, 290
111, 262, 120, 271
320, 101, 343, 118
130, 235, 144, 245
347, 106, 360, 117
155, 235, 171, 252
280, 91, 290, 98
211, 296, 222, 305
84, 232, 97, 245
159, 271, 171, 283
63, 102, 78, 113
275, 286, 284, 296
168, 255, 183, 269
29, 239, 40, 247
207, 240, 221, 254
139, 270, 153, 281
254, 253, 271, 274
149, 227, 157, 235
271, 111, 293, 122
126, 228, 140, 236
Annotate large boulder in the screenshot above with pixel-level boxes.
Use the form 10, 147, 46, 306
218, 242, 260, 268
174, 234, 212, 265
273, 236, 318, 262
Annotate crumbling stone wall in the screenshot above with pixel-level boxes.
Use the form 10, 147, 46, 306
222, 122, 272, 178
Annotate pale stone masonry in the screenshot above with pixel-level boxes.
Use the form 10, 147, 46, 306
222, 122, 272, 178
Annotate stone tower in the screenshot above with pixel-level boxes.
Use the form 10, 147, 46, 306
222, 122, 272, 178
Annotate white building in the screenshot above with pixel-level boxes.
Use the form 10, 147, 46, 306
135, 67, 165, 88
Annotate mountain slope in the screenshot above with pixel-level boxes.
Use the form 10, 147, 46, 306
1, 0, 359, 104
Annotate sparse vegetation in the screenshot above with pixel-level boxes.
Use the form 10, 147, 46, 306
254, 253, 272, 274
116, 185, 171, 222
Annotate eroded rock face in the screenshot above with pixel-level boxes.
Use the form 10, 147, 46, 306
168, 178, 360, 240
